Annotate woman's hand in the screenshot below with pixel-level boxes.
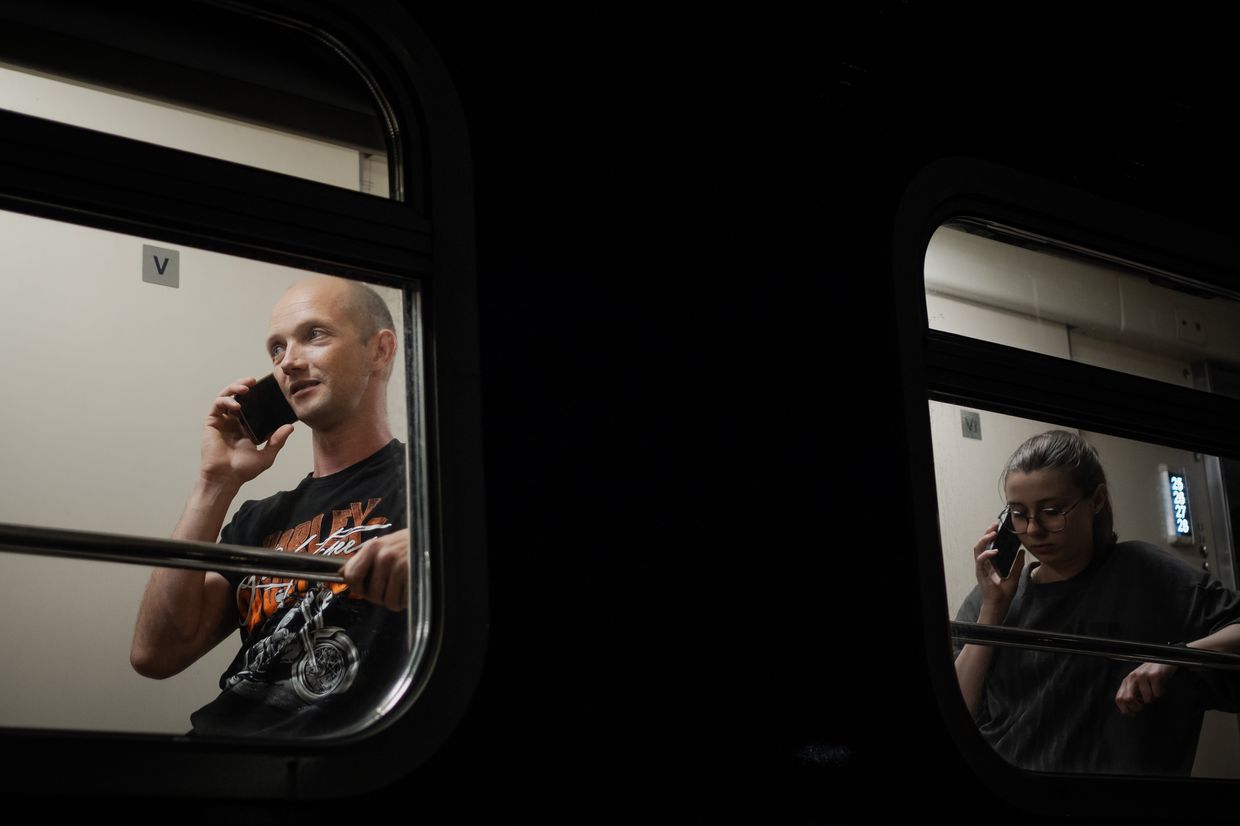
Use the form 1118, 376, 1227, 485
973, 522, 1024, 621
1115, 662, 1178, 716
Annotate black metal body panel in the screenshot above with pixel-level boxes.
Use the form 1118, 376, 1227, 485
9, 1, 1240, 821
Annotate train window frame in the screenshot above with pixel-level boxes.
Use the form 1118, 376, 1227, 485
895, 157, 1240, 817
0, 0, 485, 800
0, 0, 407, 201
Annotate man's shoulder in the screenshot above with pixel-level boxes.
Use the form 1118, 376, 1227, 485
223, 440, 406, 542
219, 484, 305, 542
350, 438, 405, 473
232, 486, 301, 517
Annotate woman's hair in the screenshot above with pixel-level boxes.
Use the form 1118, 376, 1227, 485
1001, 429, 1117, 552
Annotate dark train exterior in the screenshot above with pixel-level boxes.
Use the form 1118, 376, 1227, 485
5, 1, 1240, 821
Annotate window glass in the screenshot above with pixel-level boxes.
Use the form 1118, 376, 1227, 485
933, 400, 1240, 778
925, 222, 1240, 396
0, 208, 421, 737
0, 3, 391, 196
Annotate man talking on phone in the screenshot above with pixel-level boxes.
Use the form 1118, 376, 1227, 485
130, 275, 410, 736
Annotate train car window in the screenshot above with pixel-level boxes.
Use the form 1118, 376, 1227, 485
0, 1, 393, 197
925, 221, 1240, 395
900, 159, 1240, 815
932, 401, 1240, 778
0, 0, 481, 798
0, 208, 423, 738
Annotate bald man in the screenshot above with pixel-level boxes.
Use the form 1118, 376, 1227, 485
131, 276, 411, 736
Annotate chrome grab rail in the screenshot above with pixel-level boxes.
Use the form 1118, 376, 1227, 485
0, 522, 345, 584
952, 621, 1240, 671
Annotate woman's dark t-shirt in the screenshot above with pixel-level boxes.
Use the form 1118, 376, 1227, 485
955, 540, 1240, 775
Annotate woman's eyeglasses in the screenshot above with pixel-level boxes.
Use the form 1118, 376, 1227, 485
1006, 496, 1089, 534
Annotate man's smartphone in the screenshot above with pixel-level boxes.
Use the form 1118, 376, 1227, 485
987, 506, 1022, 580
235, 374, 297, 444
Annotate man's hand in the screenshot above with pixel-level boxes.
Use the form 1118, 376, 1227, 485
341, 528, 410, 611
1115, 662, 1178, 716
200, 378, 294, 486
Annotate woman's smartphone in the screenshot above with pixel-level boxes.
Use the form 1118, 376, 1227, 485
235, 374, 297, 444
987, 506, 1022, 580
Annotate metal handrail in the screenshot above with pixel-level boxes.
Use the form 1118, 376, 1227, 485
0, 522, 345, 583
952, 621, 1240, 671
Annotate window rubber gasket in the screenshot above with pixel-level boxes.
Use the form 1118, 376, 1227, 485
895, 156, 1240, 818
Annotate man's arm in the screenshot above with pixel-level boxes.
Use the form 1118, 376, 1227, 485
131, 478, 243, 678
130, 379, 294, 679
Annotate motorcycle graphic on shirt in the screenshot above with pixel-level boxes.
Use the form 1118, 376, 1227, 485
228, 507, 393, 702
225, 585, 362, 702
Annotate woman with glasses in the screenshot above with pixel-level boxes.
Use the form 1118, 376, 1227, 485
954, 429, 1240, 775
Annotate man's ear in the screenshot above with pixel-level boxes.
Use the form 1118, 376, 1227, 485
371, 329, 397, 376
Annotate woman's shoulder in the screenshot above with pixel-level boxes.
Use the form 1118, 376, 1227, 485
1105, 539, 1204, 584
1113, 539, 1165, 557
955, 584, 982, 621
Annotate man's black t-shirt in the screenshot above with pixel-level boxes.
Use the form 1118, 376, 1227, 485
190, 439, 407, 737
955, 540, 1240, 775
